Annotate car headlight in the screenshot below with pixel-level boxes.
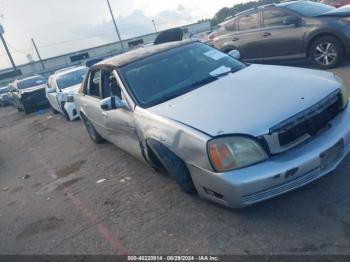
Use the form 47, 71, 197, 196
208, 136, 268, 172
334, 74, 348, 109
67, 94, 74, 103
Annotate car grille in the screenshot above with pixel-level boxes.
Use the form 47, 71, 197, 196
270, 90, 342, 147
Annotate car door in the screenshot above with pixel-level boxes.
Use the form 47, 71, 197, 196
229, 11, 264, 61
261, 8, 305, 61
80, 68, 108, 138
100, 69, 144, 161
46, 77, 61, 112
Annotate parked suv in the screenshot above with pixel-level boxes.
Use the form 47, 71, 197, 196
11, 75, 48, 114
213, 0, 350, 69
46, 66, 88, 121
320, 0, 350, 8
76, 41, 350, 208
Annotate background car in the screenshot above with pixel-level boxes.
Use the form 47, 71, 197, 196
46, 66, 88, 121
320, 0, 350, 8
76, 41, 350, 208
11, 75, 49, 114
0, 86, 10, 107
212, 0, 350, 69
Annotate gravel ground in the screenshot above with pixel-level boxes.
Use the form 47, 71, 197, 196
0, 62, 349, 255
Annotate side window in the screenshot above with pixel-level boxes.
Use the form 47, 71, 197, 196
101, 70, 122, 99
238, 12, 260, 31
88, 70, 101, 98
263, 9, 290, 27
224, 20, 237, 31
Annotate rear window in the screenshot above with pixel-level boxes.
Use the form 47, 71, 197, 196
285, 1, 335, 16
17, 76, 46, 89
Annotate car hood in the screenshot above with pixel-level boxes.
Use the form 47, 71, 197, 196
20, 84, 47, 94
148, 64, 341, 137
318, 6, 350, 17
61, 84, 81, 95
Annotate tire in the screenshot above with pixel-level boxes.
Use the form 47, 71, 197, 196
60, 103, 70, 121
147, 140, 196, 194
51, 106, 60, 114
82, 116, 104, 144
309, 36, 344, 69
22, 102, 35, 114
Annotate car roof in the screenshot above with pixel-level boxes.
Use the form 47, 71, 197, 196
231, 0, 304, 18
54, 66, 88, 77
15, 75, 43, 83
96, 40, 194, 68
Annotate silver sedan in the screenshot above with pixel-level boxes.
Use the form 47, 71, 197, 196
75, 41, 350, 208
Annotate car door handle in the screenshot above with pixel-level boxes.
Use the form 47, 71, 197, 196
232, 37, 239, 42
83, 103, 88, 107
262, 32, 271, 37
101, 112, 108, 118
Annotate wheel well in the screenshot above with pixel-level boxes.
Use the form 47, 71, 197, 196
145, 139, 167, 171
307, 33, 345, 58
79, 111, 86, 120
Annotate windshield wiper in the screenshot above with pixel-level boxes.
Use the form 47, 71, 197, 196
190, 68, 239, 89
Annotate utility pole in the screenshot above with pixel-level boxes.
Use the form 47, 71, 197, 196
0, 23, 18, 75
31, 38, 45, 71
106, 0, 126, 52
152, 19, 157, 33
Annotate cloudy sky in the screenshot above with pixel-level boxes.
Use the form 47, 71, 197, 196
0, 0, 241, 69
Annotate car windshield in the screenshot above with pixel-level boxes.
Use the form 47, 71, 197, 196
56, 68, 88, 89
120, 43, 246, 108
0, 87, 8, 94
17, 76, 46, 89
285, 1, 335, 16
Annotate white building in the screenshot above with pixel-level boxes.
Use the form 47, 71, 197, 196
0, 21, 211, 85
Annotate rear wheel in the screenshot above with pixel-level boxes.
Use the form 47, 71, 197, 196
82, 116, 104, 144
310, 36, 343, 69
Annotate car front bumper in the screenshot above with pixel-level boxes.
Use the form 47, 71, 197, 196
189, 101, 350, 208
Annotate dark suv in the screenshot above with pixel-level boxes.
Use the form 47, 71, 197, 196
212, 0, 350, 69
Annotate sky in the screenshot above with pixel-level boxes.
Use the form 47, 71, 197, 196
0, 0, 243, 70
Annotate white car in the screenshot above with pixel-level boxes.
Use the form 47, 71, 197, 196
46, 66, 88, 121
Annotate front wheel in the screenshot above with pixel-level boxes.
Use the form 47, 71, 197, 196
310, 36, 344, 69
82, 117, 104, 144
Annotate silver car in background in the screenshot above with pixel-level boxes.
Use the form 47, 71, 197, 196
75, 41, 350, 208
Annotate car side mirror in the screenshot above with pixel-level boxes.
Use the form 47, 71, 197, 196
100, 96, 126, 111
47, 87, 56, 93
228, 50, 241, 60
283, 16, 300, 26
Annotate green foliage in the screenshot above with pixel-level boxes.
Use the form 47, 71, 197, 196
211, 0, 281, 26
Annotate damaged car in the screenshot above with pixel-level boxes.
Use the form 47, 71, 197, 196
75, 41, 350, 208
0, 86, 10, 107
46, 66, 88, 121
11, 75, 49, 114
